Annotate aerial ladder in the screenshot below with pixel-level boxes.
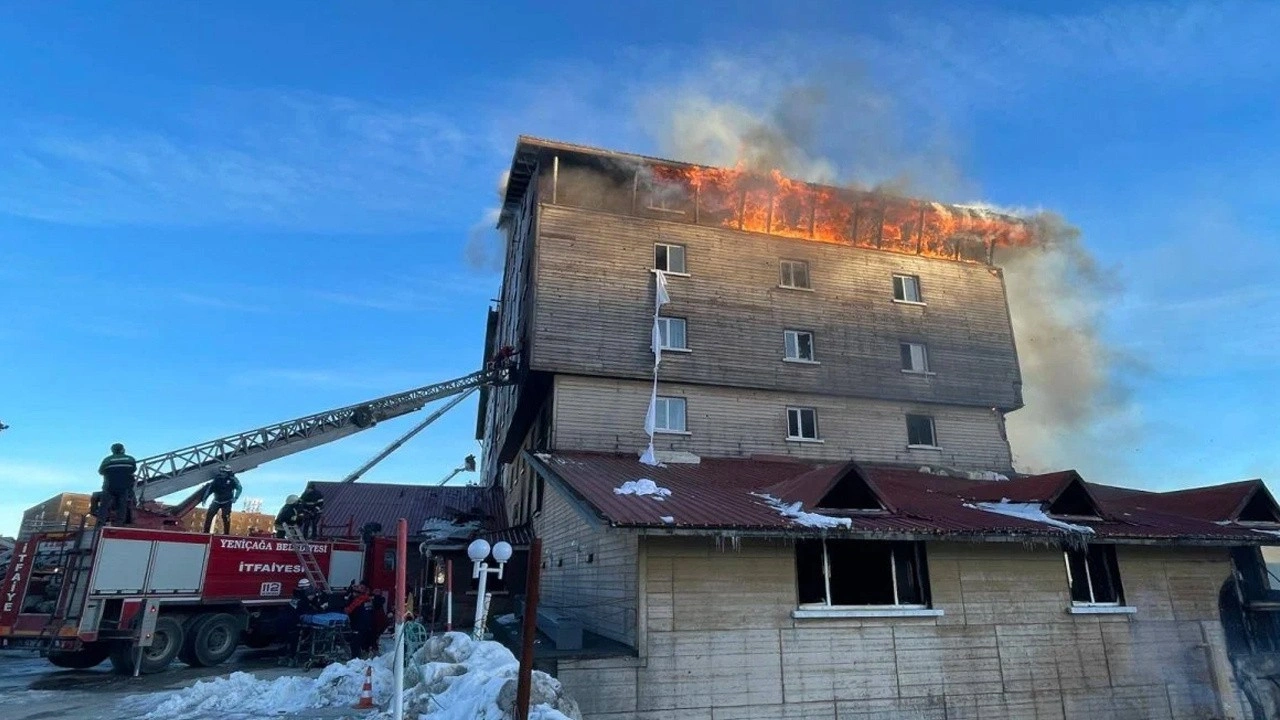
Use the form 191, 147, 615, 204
132, 362, 515, 505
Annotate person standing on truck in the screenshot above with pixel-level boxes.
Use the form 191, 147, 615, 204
96, 442, 136, 525
297, 484, 325, 539
274, 495, 302, 538
202, 465, 242, 535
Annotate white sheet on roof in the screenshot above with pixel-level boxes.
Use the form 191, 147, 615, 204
964, 500, 1094, 534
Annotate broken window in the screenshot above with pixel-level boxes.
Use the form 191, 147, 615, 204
900, 342, 929, 373
796, 539, 929, 607
784, 330, 815, 362
654, 396, 687, 433
893, 274, 923, 303
780, 260, 811, 289
906, 414, 937, 447
654, 243, 686, 273
1065, 545, 1123, 605
656, 316, 688, 350
787, 407, 819, 440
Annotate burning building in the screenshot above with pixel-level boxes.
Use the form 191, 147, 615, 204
476, 136, 1276, 719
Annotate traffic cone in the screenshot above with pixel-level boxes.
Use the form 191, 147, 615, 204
352, 665, 375, 710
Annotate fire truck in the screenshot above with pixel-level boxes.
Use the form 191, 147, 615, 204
0, 362, 514, 673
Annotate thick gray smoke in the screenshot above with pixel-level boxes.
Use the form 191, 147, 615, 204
645, 87, 1131, 475
463, 171, 509, 272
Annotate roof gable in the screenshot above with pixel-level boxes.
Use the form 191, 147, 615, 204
1237, 484, 1280, 524
1046, 475, 1103, 518
815, 465, 891, 512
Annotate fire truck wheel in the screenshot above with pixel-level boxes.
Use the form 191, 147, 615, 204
108, 616, 184, 674
47, 642, 110, 669
192, 613, 240, 667
178, 615, 212, 667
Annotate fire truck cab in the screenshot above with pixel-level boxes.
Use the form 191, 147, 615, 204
0, 525, 366, 674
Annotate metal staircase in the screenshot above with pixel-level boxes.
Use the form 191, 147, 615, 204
38, 520, 97, 646
134, 365, 515, 502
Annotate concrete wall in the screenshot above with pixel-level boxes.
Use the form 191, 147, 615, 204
552, 374, 1013, 472
557, 537, 1243, 720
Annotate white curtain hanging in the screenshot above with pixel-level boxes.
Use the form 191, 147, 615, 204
640, 270, 670, 466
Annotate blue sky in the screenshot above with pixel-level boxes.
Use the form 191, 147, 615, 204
2, 1, 1278, 535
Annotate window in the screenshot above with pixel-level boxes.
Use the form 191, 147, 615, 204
780, 260, 811, 289
1263, 547, 1280, 592
787, 407, 819, 441
1065, 545, 1124, 605
647, 184, 688, 214
654, 243, 686, 274
796, 540, 929, 607
900, 342, 929, 373
893, 274, 922, 303
906, 414, 937, 447
656, 316, 688, 350
654, 396, 687, 433
784, 330, 815, 362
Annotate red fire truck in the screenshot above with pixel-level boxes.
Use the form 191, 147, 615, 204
0, 525, 367, 673
0, 362, 514, 673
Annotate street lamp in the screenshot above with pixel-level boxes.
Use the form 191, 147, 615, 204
468, 539, 512, 639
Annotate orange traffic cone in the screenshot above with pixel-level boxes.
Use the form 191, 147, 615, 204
352, 665, 375, 710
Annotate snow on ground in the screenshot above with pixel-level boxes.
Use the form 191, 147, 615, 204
965, 500, 1094, 534
613, 478, 671, 500
134, 633, 579, 720
753, 493, 853, 529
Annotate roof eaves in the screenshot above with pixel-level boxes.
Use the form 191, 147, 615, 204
524, 450, 609, 529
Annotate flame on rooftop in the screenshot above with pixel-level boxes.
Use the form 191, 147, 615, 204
648, 163, 1035, 263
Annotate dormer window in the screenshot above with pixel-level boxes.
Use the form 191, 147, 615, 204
1047, 478, 1102, 520
1238, 490, 1280, 525
816, 469, 888, 513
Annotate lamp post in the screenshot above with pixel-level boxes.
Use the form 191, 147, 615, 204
468, 538, 512, 640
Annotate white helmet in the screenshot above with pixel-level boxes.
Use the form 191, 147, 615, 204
219, 464, 232, 472
286, 494, 300, 504
297, 578, 311, 589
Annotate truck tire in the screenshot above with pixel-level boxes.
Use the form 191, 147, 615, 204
47, 641, 111, 669
108, 616, 185, 674
192, 613, 240, 667
178, 615, 212, 667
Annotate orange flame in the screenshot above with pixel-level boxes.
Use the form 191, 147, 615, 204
650, 164, 1034, 262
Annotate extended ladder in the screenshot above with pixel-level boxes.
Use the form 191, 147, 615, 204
281, 525, 330, 593
38, 519, 98, 649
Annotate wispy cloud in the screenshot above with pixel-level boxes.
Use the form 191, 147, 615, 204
0, 90, 488, 232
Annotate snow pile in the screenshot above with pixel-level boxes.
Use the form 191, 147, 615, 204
420, 518, 481, 543
965, 500, 1094, 534
753, 493, 852, 529
659, 516, 675, 524
141, 633, 581, 719
142, 654, 396, 718
614, 478, 672, 500
401, 632, 579, 719
967, 470, 1010, 481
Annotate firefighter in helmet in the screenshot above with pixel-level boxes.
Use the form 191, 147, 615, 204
297, 484, 325, 540
274, 494, 303, 538
96, 443, 136, 525
201, 464, 242, 535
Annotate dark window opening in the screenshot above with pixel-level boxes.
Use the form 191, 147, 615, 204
780, 260, 811, 289
906, 414, 936, 447
1239, 491, 1280, 523
795, 539, 929, 607
1065, 545, 1123, 605
1049, 481, 1100, 518
787, 407, 819, 440
893, 274, 922, 303
817, 473, 884, 511
654, 243, 687, 273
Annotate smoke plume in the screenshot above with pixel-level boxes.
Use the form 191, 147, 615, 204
643, 82, 1132, 475
463, 171, 509, 272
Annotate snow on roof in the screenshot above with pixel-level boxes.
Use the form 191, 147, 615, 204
614, 478, 672, 500
965, 500, 1094, 534
754, 493, 853, 529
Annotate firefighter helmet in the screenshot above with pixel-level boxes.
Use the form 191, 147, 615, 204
287, 494, 300, 504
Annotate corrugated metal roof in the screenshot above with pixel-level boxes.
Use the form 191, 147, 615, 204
309, 481, 509, 540
528, 451, 1278, 545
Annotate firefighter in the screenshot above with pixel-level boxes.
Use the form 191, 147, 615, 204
274, 495, 303, 538
297, 484, 325, 540
96, 442, 136, 525
202, 464, 242, 535
344, 581, 375, 658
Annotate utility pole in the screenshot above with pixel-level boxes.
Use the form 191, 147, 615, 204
515, 538, 543, 720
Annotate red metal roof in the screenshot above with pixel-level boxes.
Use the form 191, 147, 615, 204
308, 481, 509, 540
528, 451, 1278, 545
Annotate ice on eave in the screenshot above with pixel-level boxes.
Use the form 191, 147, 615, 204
614, 478, 672, 500
660, 515, 675, 524
753, 493, 853, 529
965, 500, 1094, 534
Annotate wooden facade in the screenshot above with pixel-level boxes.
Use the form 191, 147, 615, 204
546, 531, 1244, 720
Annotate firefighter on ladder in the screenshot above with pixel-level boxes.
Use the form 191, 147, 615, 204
201, 464, 242, 535
274, 494, 303, 538
297, 484, 325, 540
